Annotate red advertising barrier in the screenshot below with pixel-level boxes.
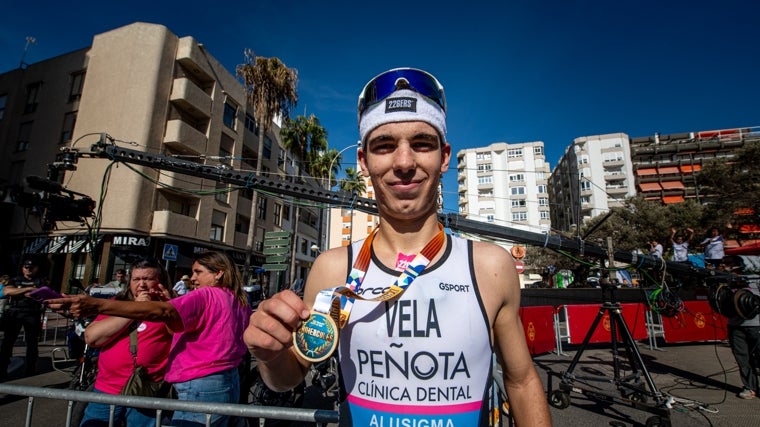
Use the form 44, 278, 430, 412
519, 306, 556, 355
661, 300, 728, 343
566, 303, 648, 344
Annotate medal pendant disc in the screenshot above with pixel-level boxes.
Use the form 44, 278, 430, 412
293, 311, 338, 363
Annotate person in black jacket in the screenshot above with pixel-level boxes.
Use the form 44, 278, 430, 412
0, 257, 48, 379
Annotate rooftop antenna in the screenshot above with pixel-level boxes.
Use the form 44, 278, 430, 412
20, 36, 37, 69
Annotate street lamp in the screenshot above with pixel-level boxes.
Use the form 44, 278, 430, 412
324, 141, 361, 251
327, 141, 361, 190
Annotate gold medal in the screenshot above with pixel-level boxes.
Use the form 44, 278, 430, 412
292, 311, 338, 363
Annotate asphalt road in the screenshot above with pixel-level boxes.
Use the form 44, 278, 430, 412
1, 324, 759, 426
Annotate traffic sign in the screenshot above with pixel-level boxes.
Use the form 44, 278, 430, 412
262, 264, 288, 271
515, 260, 525, 274
263, 238, 291, 247
265, 255, 288, 263
263, 246, 290, 255
265, 231, 291, 239
162, 243, 178, 261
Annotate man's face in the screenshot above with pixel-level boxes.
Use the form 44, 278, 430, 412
22, 264, 38, 278
116, 272, 125, 282
358, 121, 451, 221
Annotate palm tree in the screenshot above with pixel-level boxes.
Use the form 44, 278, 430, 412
236, 49, 297, 288
281, 114, 328, 283
339, 167, 367, 243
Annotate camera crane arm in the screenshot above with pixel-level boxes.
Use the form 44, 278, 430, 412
52, 140, 732, 284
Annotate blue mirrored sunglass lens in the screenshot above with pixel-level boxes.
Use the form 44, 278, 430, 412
359, 69, 445, 115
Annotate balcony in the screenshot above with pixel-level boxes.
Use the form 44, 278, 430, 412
151, 210, 198, 236
175, 38, 213, 83
170, 77, 212, 119
157, 170, 203, 193
164, 119, 207, 154
605, 185, 629, 195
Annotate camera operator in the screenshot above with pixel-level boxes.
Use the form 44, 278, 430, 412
725, 260, 760, 399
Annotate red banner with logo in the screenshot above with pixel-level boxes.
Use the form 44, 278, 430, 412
661, 300, 728, 343
519, 306, 556, 355
565, 303, 648, 344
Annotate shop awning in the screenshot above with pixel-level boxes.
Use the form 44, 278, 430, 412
639, 182, 662, 191
680, 164, 701, 173
24, 234, 103, 254
636, 168, 658, 176
658, 166, 679, 174
663, 195, 685, 204
661, 181, 685, 190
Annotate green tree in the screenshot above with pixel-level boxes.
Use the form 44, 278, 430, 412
236, 49, 298, 287
339, 167, 367, 243
281, 114, 329, 282
698, 141, 760, 235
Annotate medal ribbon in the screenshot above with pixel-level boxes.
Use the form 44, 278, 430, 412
312, 223, 445, 328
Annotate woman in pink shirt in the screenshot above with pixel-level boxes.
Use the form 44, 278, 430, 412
51, 251, 251, 427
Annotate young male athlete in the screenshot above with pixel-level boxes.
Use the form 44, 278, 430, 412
244, 68, 552, 426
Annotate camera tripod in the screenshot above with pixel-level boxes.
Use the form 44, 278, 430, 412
549, 283, 672, 427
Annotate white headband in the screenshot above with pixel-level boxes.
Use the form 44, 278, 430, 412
358, 89, 447, 144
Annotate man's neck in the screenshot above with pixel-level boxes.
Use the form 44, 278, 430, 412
372, 215, 443, 264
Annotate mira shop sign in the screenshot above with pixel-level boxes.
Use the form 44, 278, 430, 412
113, 235, 151, 247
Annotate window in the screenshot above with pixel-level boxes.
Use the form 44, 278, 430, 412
283, 204, 291, 222
215, 182, 228, 203
17, 121, 32, 151
244, 114, 256, 133
507, 148, 523, 158
278, 149, 286, 170
0, 94, 7, 120
511, 187, 526, 195
512, 199, 526, 208
486, 214, 494, 223
580, 181, 592, 191
60, 112, 77, 144
476, 152, 491, 161
235, 214, 250, 234
540, 211, 550, 219
512, 212, 528, 222
300, 237, 308, 254
538, 197, 549, 206
168, 197, 192, 216
257, 196, 267, 220
263, 137, 272, 159
25, 82, 42, 114
69, 71, 85, 102
273, 203, 282, 226
537, 184, 547, 193
210, 210, 226, 241
509, 174, 525, 182
477, 176, 493, 185
534, 146, 543, 155
477, 163, 492, 172
223, 101, 237, 129
578, 156, 589, 165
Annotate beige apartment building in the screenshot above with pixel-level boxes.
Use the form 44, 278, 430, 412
0, 22, 319, 291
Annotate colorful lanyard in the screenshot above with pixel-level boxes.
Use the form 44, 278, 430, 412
312, 222, 446, 328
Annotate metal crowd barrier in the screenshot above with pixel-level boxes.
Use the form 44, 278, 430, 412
0, 383, 339, 427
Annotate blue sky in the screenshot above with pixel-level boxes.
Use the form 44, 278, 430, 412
2, 1, 759, 214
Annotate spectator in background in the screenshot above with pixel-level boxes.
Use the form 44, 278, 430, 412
50, 251, 252, 426
724, 260, 760, 399
173, 275, 190, 296
649, 238, 664, 259
104, 269, 128, 292
80, 258, 174, 427
670, 227, 694, 263
0, 274, 9, 318
699, 227, 725, 269
0, 257, 48, 379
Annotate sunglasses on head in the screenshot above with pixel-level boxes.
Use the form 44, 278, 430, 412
357, 68, 446, 119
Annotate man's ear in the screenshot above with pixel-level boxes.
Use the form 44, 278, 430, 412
358, 147, 370, 177
440, 142, 452, 174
